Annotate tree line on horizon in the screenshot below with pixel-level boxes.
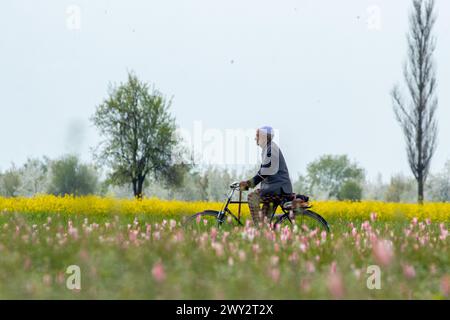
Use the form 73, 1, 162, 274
0, 153, 449, 203
0, 0, 443, 204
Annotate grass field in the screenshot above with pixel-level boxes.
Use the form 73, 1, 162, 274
0, 196, 448, 299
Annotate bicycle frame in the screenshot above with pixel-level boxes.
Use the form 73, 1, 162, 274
217, 185, 287, 226
185, 182, 329, 231
217, 185, 246, 226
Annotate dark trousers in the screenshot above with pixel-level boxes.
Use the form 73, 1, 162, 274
247, 189, 294, 225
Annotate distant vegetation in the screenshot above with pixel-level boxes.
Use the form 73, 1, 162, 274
1, 153, 449, 203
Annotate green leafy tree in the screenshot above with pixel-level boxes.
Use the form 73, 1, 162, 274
337, 180, 363, 201
91, 72, 186, 199
385, 173, 415, 203
47, 155, 99, 196
293, 174, 309, 195
306, 154, 365, 199
142, 165, 258, 201
0, 164, 21, 197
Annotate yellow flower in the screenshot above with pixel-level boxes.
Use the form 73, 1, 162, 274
0, 195, 449, 221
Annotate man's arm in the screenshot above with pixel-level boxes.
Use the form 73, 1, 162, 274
247, 165, 269, 188
245, 145, 277, 188
241, 143, 280, 190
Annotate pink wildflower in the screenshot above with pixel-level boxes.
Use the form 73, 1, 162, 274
327, 271, 345, 299
288, 251, 299, 262
129, 230, 138, 242
441, 275, 450, 297
361, 221, 371, 231
270, 255, 279, 266
269, 268, 280, 283
68, 227, 78, 239
152, 261, 166, 282
372, 239, 394, 267
212, 242, 224, 257
274, 243, 280, 252
306, 261, 315, 273
238, 250, 246, 262
210, 227, 218, 241
403, 264, 416, 279
252, 244, 261, 255
439, 224, 448, 241
330, 261, 337, 274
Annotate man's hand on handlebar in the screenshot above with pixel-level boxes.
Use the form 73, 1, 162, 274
239, 181, 250, 191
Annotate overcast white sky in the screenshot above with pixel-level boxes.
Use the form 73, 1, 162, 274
1, 0, 449, 182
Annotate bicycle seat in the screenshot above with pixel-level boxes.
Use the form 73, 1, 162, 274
281, 194, 311, 210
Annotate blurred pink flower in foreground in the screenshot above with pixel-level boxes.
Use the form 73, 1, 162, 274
330, 261, 337, 274
212, 242, 224, 257
252, 244, 260, 255
43, 274, 52, 286
210, 227, 218, 241
238, 250, 246, 262
68, 227, 79, 240
306, 261, 315, 273
361, 221, 371, 231
270, 255, 279, 266
152, 261, 166, 283
403, 264, 416, 279
269, 268, 280, 283
441, 275, 450, 297
129, 230, 138, 242
327, 270, 345, 299
439, 224, 448, 241
300, 278, 311, 293
288, 251, 298, 263
370, 212, 377, 222
372, 239, 394, 267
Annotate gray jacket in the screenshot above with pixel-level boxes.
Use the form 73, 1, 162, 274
248, 141, 293, 196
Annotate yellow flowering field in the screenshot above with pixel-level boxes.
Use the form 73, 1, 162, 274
0, 195, 449, 221
0, 194, 448, 299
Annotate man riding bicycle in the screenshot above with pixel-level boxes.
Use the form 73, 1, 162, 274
239, 126, 294, 226
183, 125, 326, 231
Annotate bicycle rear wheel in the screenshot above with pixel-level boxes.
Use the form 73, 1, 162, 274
273, 209, 330, 232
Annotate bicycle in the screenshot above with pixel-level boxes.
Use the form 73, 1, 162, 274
182, 181, 330, 232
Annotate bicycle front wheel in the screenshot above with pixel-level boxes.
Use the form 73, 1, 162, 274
182, 210, 228, 230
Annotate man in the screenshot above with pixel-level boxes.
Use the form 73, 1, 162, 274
240, 126, 293, 226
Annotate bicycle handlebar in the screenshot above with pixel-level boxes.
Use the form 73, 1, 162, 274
229, 181, 240, 189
